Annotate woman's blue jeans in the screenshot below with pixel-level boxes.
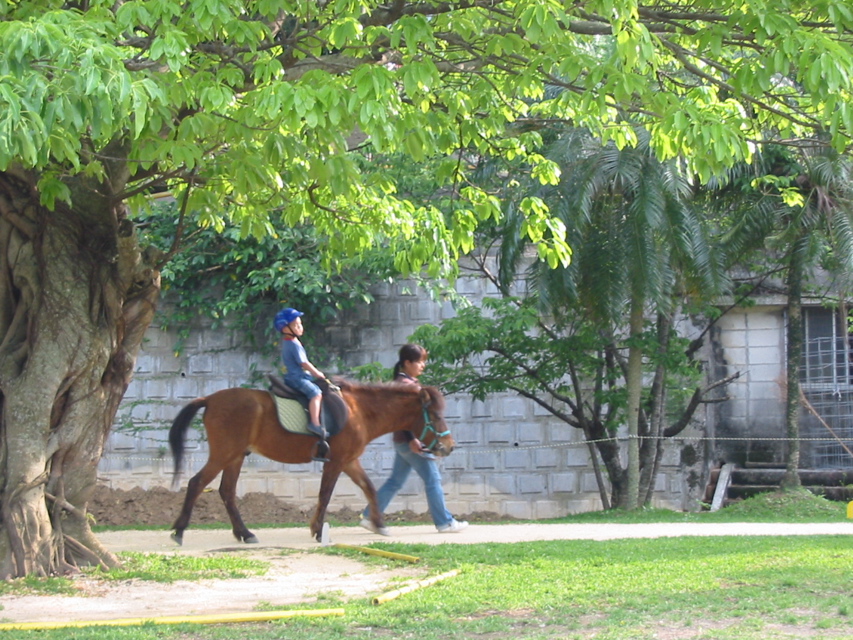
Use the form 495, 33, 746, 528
363, 442, 453, 528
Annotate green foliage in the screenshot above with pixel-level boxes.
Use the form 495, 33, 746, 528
501, 126, 725, 323
136, 200, 396, 354
413, 295, 701, 431
349, 360, 390, 383
415, 124, 736, 511
710, 145, 853, 280
4, 1, 853, 280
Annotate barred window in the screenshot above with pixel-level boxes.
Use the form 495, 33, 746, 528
801, 307, 853, 469
801, 307, 851, 388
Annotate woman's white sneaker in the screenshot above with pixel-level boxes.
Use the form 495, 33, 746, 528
359, 518, 390, 536
437, 519, 469, 533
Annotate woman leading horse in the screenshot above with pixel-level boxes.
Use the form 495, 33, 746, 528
168, 378, 455, 544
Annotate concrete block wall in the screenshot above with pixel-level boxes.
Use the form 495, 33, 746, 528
100, 276, 701, 518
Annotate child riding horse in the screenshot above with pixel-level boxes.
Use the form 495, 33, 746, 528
169, 379, 455, 544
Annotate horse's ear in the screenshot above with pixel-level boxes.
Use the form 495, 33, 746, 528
419, 387, 431, 406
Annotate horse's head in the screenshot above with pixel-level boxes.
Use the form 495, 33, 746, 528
418, 386, 455, 457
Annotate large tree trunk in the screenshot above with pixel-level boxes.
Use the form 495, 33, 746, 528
640, 311, 672, 506
0, 170, 160, 578
596, 442, 629, 509
625, 293, 646, 510
782, 238, 805, 489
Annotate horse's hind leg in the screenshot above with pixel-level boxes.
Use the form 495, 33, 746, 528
171, 461, 222, 545
219, 457, 257, 544
344, 459, 388, 535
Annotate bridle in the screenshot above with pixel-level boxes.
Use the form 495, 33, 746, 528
419, 396, 451, 452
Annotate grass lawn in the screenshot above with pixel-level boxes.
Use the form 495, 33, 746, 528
5, 489, 853, 640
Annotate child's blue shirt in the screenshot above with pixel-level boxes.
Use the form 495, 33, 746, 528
281, 338, 310, 382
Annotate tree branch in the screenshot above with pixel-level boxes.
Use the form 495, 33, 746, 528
664, 370, 741, 436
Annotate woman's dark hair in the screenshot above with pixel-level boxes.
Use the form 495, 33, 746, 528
392, 343, 428, 378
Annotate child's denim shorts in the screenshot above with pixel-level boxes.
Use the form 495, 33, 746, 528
284, 375, 321, 399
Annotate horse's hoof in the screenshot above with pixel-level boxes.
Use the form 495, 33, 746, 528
244, 535, 259, 544
170, 532, 183, 546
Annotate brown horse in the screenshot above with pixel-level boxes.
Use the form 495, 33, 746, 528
168, 378, 455, 544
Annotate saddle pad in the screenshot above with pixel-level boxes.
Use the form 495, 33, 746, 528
271, 393, 311, 435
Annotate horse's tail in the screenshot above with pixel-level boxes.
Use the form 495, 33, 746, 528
168, 397, 207, 490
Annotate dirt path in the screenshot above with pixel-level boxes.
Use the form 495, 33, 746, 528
93, 520, 853, 554
99, 520, 853, 551
3, 521, 853, 627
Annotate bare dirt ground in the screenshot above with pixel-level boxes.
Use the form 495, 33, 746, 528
3, 486, 853, 627
87, 484, 363, 527
86, 484, 511, 528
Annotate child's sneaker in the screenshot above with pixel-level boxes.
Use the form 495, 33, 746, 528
437, 519, 469, 533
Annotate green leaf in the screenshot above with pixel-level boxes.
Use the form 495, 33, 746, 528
37, 173, 71, 209
327, 17, 361, 47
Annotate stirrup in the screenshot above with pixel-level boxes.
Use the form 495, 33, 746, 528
312, 440, 330, 463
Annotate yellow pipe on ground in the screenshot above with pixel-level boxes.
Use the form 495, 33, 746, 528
333, 543, 420, 563
372, 569, 460, 605
0, 608, 345, 631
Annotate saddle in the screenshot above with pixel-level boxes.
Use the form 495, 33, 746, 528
267, 374, 348, 438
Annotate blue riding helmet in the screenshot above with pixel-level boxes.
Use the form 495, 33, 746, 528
274, 307, 303, 332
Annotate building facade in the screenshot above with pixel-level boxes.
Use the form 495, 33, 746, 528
712, 295, 853, 471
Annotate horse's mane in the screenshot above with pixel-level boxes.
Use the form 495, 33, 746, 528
334, 377, 407, 391
333, 377, 445, 409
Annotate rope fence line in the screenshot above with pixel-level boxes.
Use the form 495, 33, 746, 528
113, 385, 852, 457
101, 433, 853, 464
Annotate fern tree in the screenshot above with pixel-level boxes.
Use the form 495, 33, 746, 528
525, 129, 727, 508
417, 128, 730, 509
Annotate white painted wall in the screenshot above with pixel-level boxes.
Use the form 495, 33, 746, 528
711, 305, 788, 464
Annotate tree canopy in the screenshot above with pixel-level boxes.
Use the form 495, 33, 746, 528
4, 0, 853, 265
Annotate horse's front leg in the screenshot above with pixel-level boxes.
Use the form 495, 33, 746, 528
219, 457, 257, 543
310, 463, 343, 541
343, 458, 388, 535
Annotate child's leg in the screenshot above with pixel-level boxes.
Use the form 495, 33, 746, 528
308, 393, 322, 426
305, 392, 329, 461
